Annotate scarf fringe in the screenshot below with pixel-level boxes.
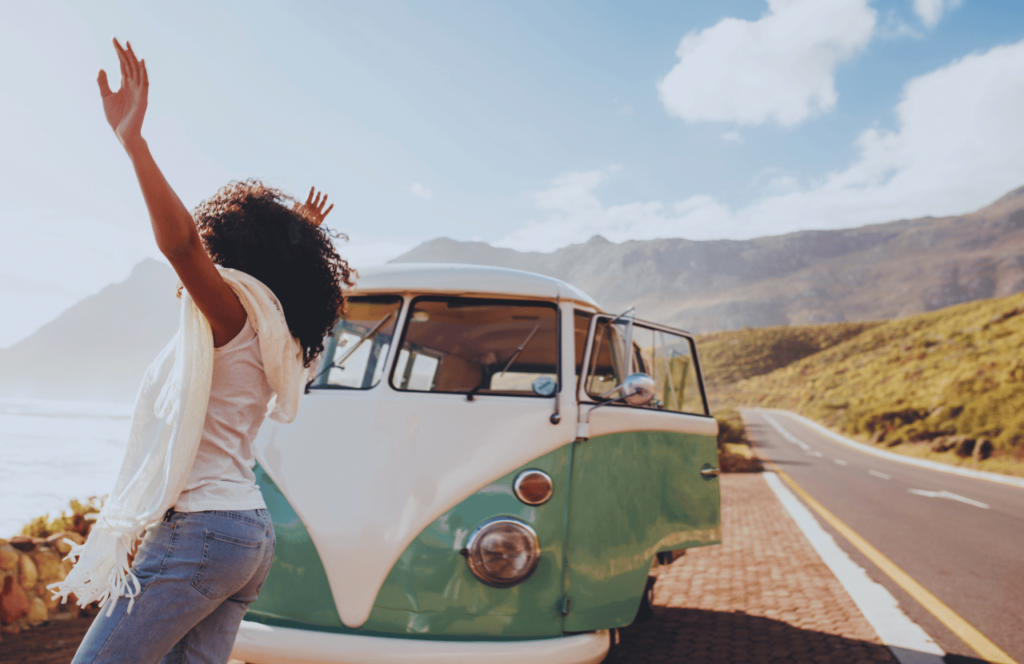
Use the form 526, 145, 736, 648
48, 515, 146, 616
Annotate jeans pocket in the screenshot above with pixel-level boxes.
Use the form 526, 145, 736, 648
191, 530, 263, 601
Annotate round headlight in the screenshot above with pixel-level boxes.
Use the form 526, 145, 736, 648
514, 469, 554, 506
465, 518, 540, 587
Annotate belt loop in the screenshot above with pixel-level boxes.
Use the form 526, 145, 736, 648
163, 508, 175, 522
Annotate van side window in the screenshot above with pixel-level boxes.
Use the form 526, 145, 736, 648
310, 296, 403, 390
392, 297, 559, 397
585, 318, 707, 416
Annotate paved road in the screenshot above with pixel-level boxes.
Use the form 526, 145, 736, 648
743, 409, 1024, 664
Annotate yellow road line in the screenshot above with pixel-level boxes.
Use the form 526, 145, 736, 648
767, 457, 1017, 664
740, 411, 1019, 663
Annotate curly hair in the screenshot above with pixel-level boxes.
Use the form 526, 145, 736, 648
193, 180, 356, 366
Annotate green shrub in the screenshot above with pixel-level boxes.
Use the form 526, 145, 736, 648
21, 498, 102, 539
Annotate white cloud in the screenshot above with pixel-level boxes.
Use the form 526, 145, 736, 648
498, 40, 1024, 249
913, 0, 960, 28
658, 0, 876, 127
410, 182, 433, 200
876, 10, 923, 40
721, 131, 744, 143
495, 170, 736, 250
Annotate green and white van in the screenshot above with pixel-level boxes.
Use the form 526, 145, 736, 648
231, 263, 721, 664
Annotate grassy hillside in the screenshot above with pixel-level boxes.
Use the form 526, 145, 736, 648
697, 321, 881, 389
701, 292, 1024, 474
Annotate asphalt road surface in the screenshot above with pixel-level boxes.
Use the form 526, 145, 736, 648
743, 409, 1024, 664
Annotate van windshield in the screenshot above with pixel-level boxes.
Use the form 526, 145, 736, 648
392, 297, 559, 397
310, 296, 403, 390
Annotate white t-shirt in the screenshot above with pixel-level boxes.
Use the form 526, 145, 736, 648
174, 319, 272, 512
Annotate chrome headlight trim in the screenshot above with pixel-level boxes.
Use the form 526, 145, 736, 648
513, 469, 554, 506
465, 517, 541, 587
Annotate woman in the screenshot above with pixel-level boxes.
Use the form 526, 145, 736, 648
58, 39, 354, 663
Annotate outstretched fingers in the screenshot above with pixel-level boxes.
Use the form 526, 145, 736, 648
113, 38, 129, 81
125, 41, 141, 81
296, 187, 335, 225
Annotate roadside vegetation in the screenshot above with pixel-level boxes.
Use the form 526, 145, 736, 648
20, 498, 101, 539
699, 321, 881, 390
714, 408, 762, 472
699, 292, 1024, 477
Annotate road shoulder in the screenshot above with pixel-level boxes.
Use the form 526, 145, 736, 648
769, 410, 1024, 490
644, 472, 899, 663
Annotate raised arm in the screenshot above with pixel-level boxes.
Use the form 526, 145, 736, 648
99, 38, 246, 347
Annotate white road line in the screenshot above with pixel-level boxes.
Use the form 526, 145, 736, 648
869, 470, 892, 480
907, 489, 990, 510
764, 410, 1024, 490
834, 459, 849, 466
762, 472, 944, 663
762, 412, 811, 450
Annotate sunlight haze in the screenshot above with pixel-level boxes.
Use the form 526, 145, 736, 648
2, 0, 1023, 346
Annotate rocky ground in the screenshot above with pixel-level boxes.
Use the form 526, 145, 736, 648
0, 532, 88, 637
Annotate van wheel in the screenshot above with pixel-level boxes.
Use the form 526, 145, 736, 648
633, 576, 657, 624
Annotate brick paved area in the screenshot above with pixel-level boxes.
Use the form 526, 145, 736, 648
2, 473, 898, 663
0, 616, 93, 664
606, 472, 898, 663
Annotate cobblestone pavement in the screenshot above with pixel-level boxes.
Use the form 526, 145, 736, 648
606, 472, 898, 663
2, 473, 898, 664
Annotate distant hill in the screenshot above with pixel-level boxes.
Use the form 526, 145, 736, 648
392, 186, 1024, 333
0, 259, 179, 402
3, 185, 1023, 401
709, 290, 1024, 472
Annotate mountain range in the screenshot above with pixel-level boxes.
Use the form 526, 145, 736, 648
2, 186, 1023, 401
393, 185, 1024, 332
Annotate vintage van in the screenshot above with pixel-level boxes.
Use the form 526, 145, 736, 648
231, 263, 721, 664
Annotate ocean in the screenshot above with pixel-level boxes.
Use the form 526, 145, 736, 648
0, 398, 131, 538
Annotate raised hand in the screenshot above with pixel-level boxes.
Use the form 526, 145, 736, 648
294, 187, 335, 226
97, 38, 148, 149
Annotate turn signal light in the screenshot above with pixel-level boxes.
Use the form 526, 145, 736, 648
513, 469, 553, 506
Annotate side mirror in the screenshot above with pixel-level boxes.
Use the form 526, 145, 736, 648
621, 372, 656, 406
577, 372, 657, 440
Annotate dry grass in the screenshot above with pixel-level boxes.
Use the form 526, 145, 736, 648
20, 498, 102, 539
701, 292, 1024, 477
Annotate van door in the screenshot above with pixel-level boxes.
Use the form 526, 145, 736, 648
562, 315, 721, 632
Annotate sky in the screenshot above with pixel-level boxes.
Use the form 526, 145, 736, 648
2, 0, 1024, 347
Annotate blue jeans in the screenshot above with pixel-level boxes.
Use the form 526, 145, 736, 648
72, 509, 276, 664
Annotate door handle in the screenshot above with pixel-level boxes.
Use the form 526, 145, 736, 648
700, 467, 720, 477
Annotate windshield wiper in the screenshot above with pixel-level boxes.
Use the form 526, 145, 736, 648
305, 313, 393, 392
466, 324, 540, 401
498, 324, 540, 377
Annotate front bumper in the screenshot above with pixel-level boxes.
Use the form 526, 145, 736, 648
231, 621, 610, 664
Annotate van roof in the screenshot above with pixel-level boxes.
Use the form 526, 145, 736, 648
351, 263, 600, 308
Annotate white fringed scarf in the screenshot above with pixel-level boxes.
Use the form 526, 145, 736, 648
49, 268, 306, 615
